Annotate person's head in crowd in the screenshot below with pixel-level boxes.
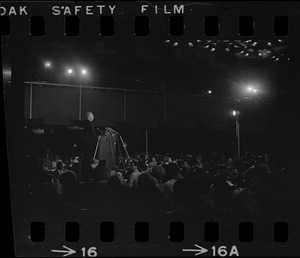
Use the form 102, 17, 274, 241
213, 173, 232, 193
186, 154, 193, 162
226, 157, 233, 166
183, 159, 191, 168
164, 163, 180, 180
195, 154, 202, 165
166, 153, 174, 164
90, 158, 99, 169
163, 155, 168, 163
147, 159, 157, 171
231, 168, 239, 178
173, 179, 188, 207
137, 172, 160, 193
151, 165, 166, 182
85, 112, 94, 122
129, 161, 138, 173
59, 170, 77, 193
172, 177, 201, 208
107, 175, 123, 190
264, 154, 270, 163
116, 172, 127, 185
116, 171, 123, 179
45, 152, 51, 160
56, 160, 64, 171
186, 154, 193, 159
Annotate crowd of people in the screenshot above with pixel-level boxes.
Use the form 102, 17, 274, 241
23, 148, 297, 222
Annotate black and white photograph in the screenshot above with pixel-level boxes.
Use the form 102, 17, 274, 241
2, 1, 300, 256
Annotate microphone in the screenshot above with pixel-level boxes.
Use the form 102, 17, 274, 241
106, 127, 118, 134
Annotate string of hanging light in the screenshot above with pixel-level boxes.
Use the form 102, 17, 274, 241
163, 39, 289, 61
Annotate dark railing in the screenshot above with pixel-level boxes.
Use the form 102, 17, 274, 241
24, 81, 236, 129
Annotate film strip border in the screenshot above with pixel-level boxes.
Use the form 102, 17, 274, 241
0, 2, 300, 37
30, 221, 291, 243
0, 14, 292, 37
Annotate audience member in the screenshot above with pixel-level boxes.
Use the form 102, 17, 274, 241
24, 148, 294, 221
128, 161, 141, 188
163, 163, 182, 196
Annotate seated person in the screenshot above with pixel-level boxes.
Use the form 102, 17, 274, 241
163, 163, 181, 196
43, 152, 53, 171
57, 170, 77, 196
84, 158, 100, 180
84, 159, 111, 181
136, 172, 164, 215
52, 160, 65, 182
67, 156, 81, 176
191, 154, 205, 176
128, 161, 141, 188
116, 155, 126, 172
51, 154, 62, 170
150, 165, 166, 193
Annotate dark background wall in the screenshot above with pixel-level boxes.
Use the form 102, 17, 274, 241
25, 83, 239, 129
24, 83, 299, 159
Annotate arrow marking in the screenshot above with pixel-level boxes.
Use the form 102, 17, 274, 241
51, 245, 76, 257
183, 244, 208, 256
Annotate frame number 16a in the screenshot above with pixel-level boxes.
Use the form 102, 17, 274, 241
183, 245, 239, 256
212, 246, 239, 256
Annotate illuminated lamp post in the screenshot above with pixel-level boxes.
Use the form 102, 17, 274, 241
79, 68, 88, 121
233, 110, 240, 160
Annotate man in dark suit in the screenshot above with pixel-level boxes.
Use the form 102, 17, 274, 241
82, 112, 99, 179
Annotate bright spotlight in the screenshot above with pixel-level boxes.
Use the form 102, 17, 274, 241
232, 110, 240, 116
246, 86, 258, 94
67, 69, 73, 74
44, 62, 52, 68
81, 69, 87, 75
208, 90, 212, 94
3, 69, 12, 80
